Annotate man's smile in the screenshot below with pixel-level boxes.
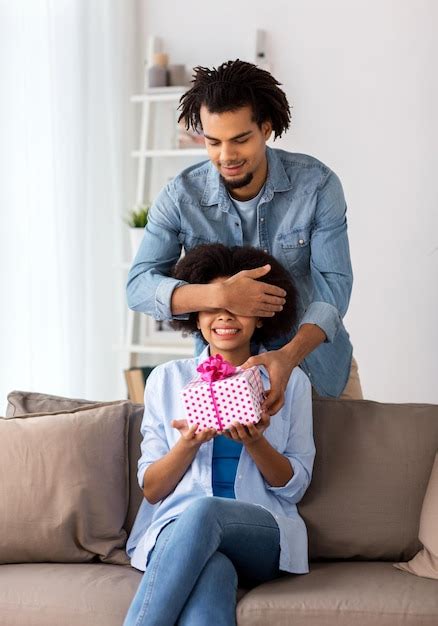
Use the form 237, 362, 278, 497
221, 162, 245, 176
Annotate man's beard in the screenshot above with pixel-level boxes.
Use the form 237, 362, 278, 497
220, 171, 254, 190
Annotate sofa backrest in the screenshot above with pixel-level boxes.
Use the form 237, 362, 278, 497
127, 398, 438, 561
126, 404, 144, 534
298, 398, 438, 562
127, 399, 438, 561
8, 390, 437, 562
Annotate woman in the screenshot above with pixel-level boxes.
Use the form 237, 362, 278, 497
124, 244, 315, 626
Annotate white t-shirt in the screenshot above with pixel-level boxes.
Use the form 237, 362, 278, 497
229, 184, 265, 247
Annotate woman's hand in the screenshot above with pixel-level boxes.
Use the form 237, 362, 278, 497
222, 411, 271, 448
144, 420, 216, 504
171, 419, 217, 448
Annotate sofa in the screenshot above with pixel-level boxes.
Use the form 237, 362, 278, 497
1, 390, 437, 626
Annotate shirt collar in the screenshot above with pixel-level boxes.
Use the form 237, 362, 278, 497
200, 146, 293, 208
194, 344, 270, 382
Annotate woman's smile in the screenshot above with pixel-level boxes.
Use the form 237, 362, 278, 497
212, 327, 240, 337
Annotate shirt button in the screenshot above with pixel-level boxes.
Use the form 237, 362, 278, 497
299, 239, 305, 245
260, 217, 265, 222
263, 249, 268, 253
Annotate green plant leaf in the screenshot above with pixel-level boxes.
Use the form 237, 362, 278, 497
124, 204, 150, 228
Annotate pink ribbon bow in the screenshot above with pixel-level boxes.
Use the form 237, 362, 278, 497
196, 355, 237, 431
196, 353, 237, 382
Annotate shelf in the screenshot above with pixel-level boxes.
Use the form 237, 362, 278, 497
131, 88, 187, 103
131, 149, 206, 158
122, 86, 204, 368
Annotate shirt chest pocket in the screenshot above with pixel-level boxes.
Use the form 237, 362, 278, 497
278, 227, 311, 277
178, 231, 216, 251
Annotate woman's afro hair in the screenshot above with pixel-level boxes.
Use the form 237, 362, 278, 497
170, 243, 297, 344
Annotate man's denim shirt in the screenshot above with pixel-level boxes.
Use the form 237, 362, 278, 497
127, 147, 353, 397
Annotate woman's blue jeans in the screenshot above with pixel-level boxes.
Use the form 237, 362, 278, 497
123, 496, 281, 626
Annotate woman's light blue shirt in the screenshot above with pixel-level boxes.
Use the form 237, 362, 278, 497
126, 346, 315, 574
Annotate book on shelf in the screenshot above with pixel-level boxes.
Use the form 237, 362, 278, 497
124, 366, 155, 404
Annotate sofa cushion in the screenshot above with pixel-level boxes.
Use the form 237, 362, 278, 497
394, 451, 438, 579
6, 390, 145, 536
299, 399, 438, 561
0, 563, 142, 626
236, 561, 438, 626
5, 390, 98, 417
0, 562, 250, 626
0, 402, 131, 565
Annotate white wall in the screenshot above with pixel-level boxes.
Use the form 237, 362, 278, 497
140, 0, 438, 403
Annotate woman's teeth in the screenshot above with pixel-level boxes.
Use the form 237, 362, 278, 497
213, 329, 239, 335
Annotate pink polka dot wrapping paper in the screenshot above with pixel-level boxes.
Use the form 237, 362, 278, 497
181, 366, 265, 433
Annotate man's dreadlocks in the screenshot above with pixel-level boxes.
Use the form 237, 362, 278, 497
177, 59, 291, 140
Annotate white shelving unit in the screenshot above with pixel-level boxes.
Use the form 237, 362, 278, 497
122, 87, 207, 368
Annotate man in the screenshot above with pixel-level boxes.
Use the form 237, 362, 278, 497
127, 59, 363, 414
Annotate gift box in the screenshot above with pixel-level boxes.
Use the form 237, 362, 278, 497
181, 354, 265, 432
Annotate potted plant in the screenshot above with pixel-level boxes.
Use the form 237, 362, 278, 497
125, 204, 150, 259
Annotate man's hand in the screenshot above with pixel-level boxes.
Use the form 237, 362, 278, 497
171, 419, 217, 448
222, 411, 271, 447
219, 265, 286, 317
242, 348, 297, 415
